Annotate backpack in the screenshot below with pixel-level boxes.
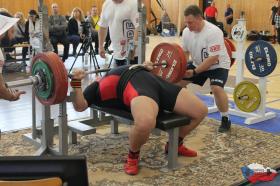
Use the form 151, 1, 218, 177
247, 30, 259, 41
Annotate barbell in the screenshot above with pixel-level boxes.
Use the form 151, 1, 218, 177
6, 43, 188, 105
6, 41, 236, 106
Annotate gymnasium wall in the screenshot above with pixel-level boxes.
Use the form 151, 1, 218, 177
0, 0, 104, 17
0, 0, 275, 33
152, 0, 274, 33
150, 0, 200, 32
215, 0, 275, 33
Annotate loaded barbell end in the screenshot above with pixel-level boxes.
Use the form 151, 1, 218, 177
153, 61, 168, 68
238, 95, 249, 100
253, 57, 264, 62
130, 62, 168, 70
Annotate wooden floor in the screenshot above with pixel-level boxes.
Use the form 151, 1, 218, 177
0, 36, 279, 132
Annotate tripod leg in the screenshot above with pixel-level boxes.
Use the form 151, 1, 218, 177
92, 48, 99, 68
68, 42, 85, 73
107, 55, 114, 69
90, 43, 100, 69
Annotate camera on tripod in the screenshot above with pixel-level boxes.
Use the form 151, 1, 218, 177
80, 21, 92, 37
80, 21, 92, 52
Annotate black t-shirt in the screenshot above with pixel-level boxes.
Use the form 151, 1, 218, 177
272, 6, 278, 23
224, 7, 233, 24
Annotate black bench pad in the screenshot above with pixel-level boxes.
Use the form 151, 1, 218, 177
91, 105, 191, 131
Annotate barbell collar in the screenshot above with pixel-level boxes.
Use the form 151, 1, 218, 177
6, 76, 40, 88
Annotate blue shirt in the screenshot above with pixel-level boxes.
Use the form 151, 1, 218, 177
224, 7, 233, 24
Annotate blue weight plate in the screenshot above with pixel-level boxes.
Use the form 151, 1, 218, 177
245, 40, 277, 77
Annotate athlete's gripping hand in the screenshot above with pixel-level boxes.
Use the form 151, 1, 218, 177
71, 69, 86, 80
143, 61, 154, 71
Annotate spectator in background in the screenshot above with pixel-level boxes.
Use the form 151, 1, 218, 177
204, 1, 218, 25
86, 6, 100, 53
49, 3, 69, 62
88, 6, 111, 52
25, 10, 41, 51
270, 0, 280, 44
224, 3, 233, 38
274, 7, 280, 44
14, 12, 29, 60
68, 7, 85, 56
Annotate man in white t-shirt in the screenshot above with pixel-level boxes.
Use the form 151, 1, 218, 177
98, 0, 139, 66
180, 5, 231, 133
0, 11, 25, 101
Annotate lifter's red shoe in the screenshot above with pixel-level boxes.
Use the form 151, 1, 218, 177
124, 156, 139, 175
165, 143, 197, 157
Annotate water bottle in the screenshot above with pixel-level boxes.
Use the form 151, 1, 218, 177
105, 53, 109, 65
84, 52, 89, 70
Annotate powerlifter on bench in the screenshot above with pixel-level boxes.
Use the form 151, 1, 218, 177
69, 64, 193, 171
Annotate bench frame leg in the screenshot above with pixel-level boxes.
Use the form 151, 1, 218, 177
110, 118, 119, 134
69, 131, 77, 144
167, 127, 179, 170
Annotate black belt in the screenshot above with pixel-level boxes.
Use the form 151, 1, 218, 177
117, 66, 147, 103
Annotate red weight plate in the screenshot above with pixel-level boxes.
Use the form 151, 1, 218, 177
171, 43, 187, 81
224, 38, 236, 52
32, 52, 68, 105
224, 38, 236, 67
224, 39, 234, 67
224, 38, 235, 67
150, 43, 186, 83
45, 52, 68, 104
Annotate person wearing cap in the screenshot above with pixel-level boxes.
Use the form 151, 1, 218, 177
0, 11, 26, 101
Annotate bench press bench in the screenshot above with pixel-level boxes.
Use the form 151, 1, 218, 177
82, 105, 191, 170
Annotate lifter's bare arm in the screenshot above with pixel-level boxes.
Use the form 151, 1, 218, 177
0, 76, 25, 101
71, 69, 88, 112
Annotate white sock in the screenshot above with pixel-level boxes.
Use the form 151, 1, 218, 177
220, 112, 229, 118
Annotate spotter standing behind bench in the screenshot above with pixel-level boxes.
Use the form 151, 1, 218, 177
70, 64, 207, 175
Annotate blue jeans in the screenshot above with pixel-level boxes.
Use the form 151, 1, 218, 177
67, 35, 80, 54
